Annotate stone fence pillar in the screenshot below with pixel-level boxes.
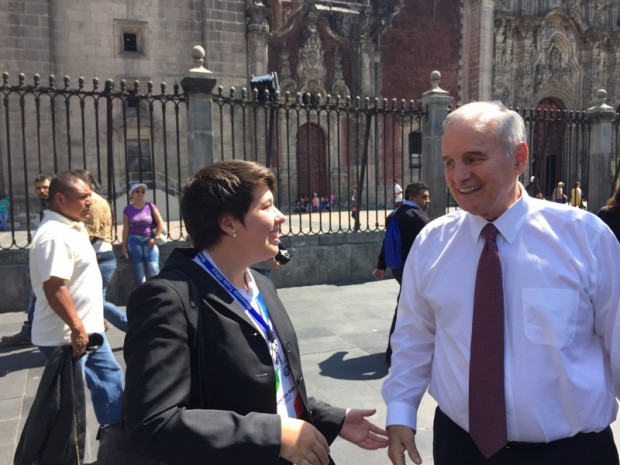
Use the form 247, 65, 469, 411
181, 46, 217, 174
419, 71, 453, 220
586, 89, 616, 213
247, 1, 270, 76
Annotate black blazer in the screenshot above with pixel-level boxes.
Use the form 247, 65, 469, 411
124, 248, 345, 465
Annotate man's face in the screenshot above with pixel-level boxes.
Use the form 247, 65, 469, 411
412, 190, 431, 211
34, 180, 50, 200
54, 179, 92, 222
441, 119, 528, 221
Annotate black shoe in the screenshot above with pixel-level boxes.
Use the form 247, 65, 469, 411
1, 332, 32, 346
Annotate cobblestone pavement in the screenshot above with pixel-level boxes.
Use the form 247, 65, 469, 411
2, 279, 619, 464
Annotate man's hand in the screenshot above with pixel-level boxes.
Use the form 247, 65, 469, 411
387, 425, 421, 465
70, 325, 89, 357
372, 268, 386, 280
280, 417, 330, 465
339, 408, 388, 450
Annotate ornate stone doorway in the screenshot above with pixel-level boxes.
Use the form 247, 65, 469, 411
533, 97, 565, 197
297, 123, 327, 198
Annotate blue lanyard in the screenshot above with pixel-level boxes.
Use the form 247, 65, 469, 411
196, 251, 275, 343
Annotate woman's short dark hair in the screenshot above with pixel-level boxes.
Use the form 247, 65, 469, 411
181, 160, 276, 250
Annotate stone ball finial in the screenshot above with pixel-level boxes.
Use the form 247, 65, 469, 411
192, 45, 206, 67
595, 88, 607, 104
587, 88, 614, 114
187, 44, 214, 77
430, 70, 441, 89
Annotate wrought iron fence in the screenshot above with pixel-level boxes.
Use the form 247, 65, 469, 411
0, 72, 187, 249
517, 107, 591, 203
3, 71, 620, 250
0, 72, 426, 248
210, 87, 426, 236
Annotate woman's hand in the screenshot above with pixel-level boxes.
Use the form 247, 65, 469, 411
147, 237, 157, 249
339, 409, 388, 450
280, 417, 330, 465
122, 243, 128, 259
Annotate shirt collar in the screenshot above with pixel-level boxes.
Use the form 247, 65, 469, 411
195, 250, 259, 301
466, 183, 530, 244
42, 209, 88, 233
243, 267, 259, 301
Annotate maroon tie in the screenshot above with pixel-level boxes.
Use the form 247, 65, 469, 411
469, 223, 507, 459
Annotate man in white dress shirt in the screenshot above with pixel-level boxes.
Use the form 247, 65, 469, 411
382, 101, 620, 464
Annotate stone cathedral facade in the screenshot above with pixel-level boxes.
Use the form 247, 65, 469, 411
462, 0, 620, 110
1, 0, 619, 207
2, 0, 619, 115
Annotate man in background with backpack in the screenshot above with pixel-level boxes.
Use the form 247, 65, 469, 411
372, 182, 431, 366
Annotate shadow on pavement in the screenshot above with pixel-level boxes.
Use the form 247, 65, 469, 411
0, 346, 44, 376
318, 351, 388, 380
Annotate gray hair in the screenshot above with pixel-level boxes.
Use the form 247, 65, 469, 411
444, 101, 526, 156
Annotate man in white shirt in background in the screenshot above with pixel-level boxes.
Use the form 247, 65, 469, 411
393, 179, 403, 209
382, 101, 620, 465
30, 170, 123, 427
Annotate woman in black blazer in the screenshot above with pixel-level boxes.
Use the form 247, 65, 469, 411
123, 160, 387, 465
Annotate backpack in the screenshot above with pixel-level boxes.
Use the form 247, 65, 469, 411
384, 207, 407, 269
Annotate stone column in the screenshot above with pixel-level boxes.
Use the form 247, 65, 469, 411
478, 0, 495, 100
357, 36, 375, 98
181, 46, 217, 174
586, 89, 616, 213
247, 1, 270, 76
419, 71, 453, 220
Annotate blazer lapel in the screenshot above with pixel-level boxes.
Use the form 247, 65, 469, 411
256, 282, 296, 347
189, 261, 258, 329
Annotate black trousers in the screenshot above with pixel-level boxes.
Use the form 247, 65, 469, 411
385, 268, 404, 364
433, 407, 619, 465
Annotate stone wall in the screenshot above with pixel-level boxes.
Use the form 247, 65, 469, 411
0, 232, 387, 313
381, 0, 460, 102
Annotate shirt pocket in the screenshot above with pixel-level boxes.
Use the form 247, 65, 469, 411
522, 288, 578, 348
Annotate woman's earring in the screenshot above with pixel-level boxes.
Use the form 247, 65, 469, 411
232, 228, 237, 238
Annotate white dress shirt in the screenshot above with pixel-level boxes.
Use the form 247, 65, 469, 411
382, 191, 620, 443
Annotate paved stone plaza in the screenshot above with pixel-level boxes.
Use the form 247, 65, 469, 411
1, 279, 619, 464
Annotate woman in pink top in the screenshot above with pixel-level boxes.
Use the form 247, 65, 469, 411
122, 183, 164, 285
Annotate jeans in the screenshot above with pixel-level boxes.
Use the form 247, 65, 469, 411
39, 333, 124, 426
127, 234, 160, 285
19, 293, 36, 335
0, 210, 7, 230
97, 251, 128, 332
